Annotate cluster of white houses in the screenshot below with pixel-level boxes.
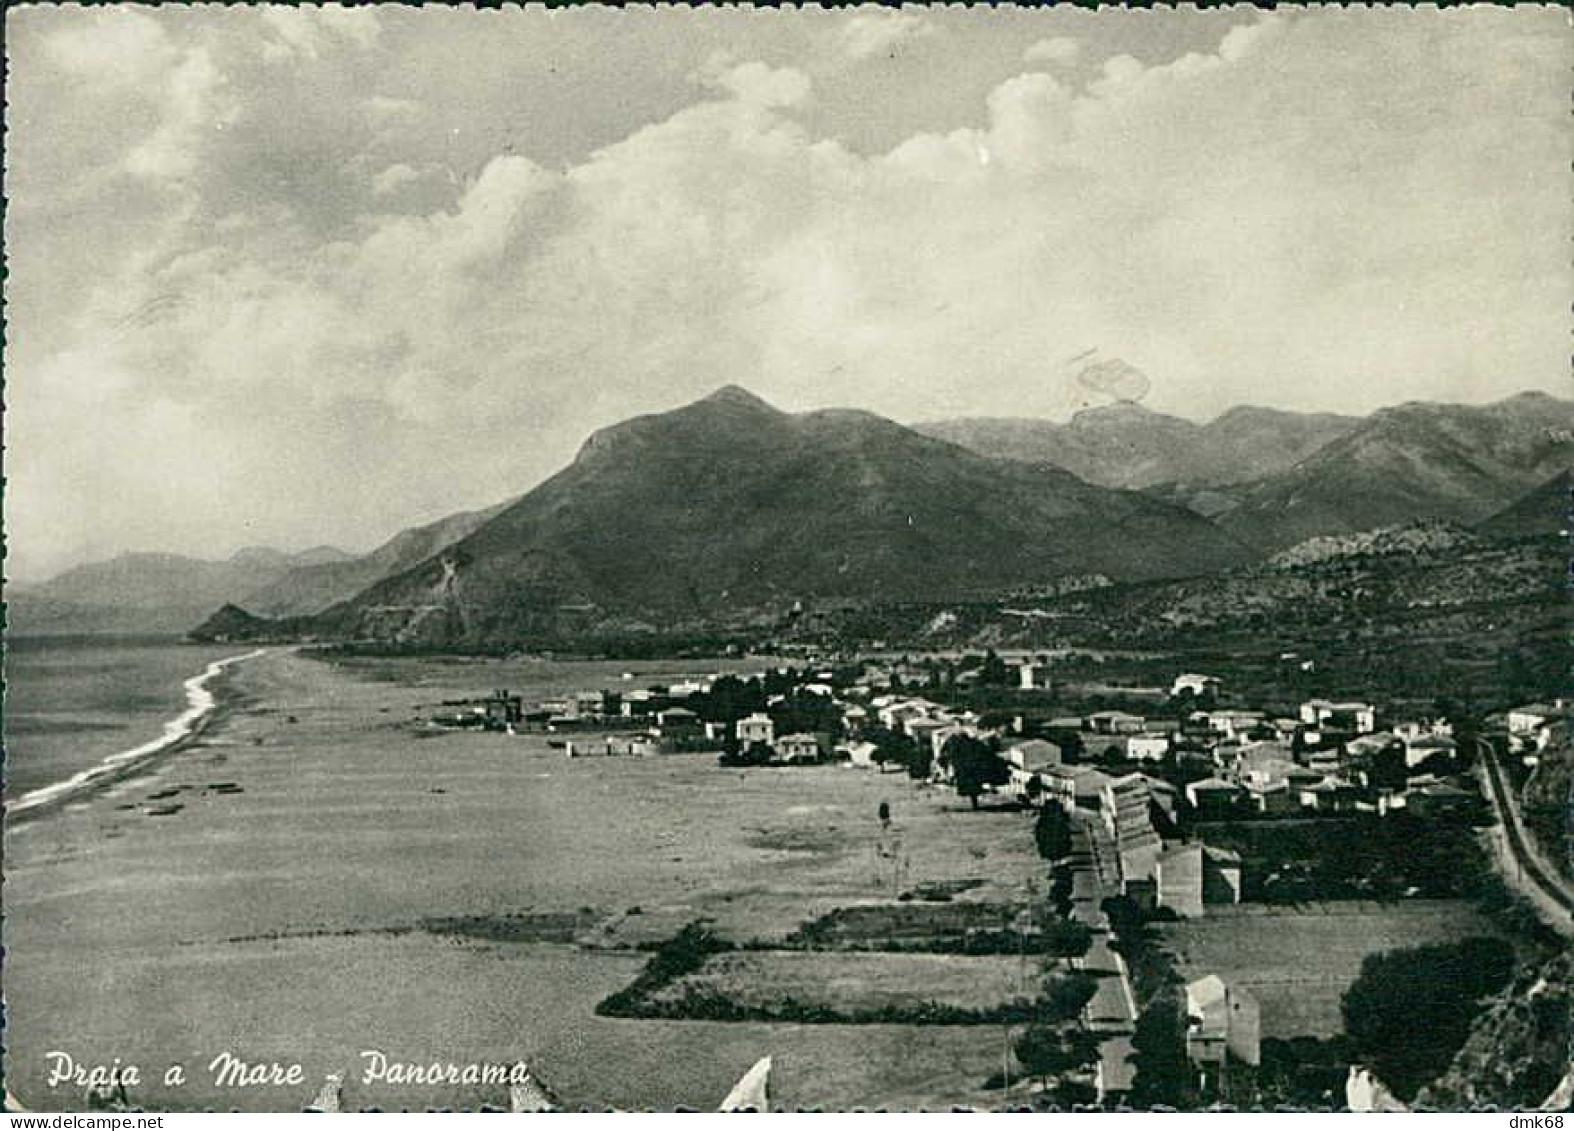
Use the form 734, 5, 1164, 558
1039, 680, 1481, 823
490, 662, 1491, 839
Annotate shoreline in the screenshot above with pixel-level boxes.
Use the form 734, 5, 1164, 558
7, 647, 271, 825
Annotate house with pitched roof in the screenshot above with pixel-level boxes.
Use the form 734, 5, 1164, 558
1186, 777, 1246, 820
1185, 975, 1261, 1071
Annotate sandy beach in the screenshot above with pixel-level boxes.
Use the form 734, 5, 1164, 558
9, 648, 266, 819
5, 648, 1048, 1111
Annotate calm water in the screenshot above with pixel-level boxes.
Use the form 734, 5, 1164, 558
3, 635, 242, 798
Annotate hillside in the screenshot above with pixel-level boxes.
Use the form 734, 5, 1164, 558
242, 499, 513, 617
7, 546, 349, 635
1416, 950, 1572, 1110
1523, 732, 1572, 887
299, 387, 1253, 647
1268, 521, 1485, 570
1217, 392, 1574, 552
1480, 469, 1571, 541
915, 402, 1358, 491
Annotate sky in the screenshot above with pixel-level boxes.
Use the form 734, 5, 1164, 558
5, 5, 1570, 580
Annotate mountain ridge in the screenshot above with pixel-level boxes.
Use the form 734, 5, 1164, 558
915, 401, 1362, 491
292, 388, 1254, 647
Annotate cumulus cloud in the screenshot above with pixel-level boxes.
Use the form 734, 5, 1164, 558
696, 59, 812, 108
840, 10, 937, 61
261, 6, 381, 62
369, 162, 430, 197
125, 47, 235, 184
1023, 37, 1081, 66
45, 9, 174, 84
6, 7, 1569, 578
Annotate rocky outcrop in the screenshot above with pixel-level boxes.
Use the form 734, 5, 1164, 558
1416, 951, 1572, 1110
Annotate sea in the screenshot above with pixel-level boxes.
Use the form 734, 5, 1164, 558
3, 635, 247, 802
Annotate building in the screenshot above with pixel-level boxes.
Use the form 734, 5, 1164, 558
774, 732, 830, 765
838, 740, 879, 768
1298, 776, 1360, 813
1004, 738, 1062, 774
1127, 732, 1171, 762
930, 723, 984, 763
876, 699, 941, 732
1244, 778, 1297, 815
574, 690, 615, 717
1041, 764, 1115, 811
655, 707, 701, 737
1403, 733, 1458, 768
1508, 704, 1558, 736
1202, 846, 1243, 904
1017, 662, 1054, 691
1138, 774, 1180, 821
1172, 673, 1221, 698
1185, 975, 1261, 1071
1233, 741, 1298, 780
1089, 710, 1147, 736
1003, 738, 1062, 803
483, 691, 523, 728
905, 717, 951, 753
1104, 774, 1164, 887
1206, 710, 1266, 741
1186, 777, 1245, 820
735, 712, 775, 748
1103, 773, 1155, 841
1155, 842, 1204, 918
564, 734, 658, 758
620, 690, 661, 718
1402, 780, 1478, 819
1347, 731, 1400, 758
1300, 699, 1376, 735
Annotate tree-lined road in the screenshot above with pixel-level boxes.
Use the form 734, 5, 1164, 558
1475, 738, 1574, 936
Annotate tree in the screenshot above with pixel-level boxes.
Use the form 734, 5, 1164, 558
1129, 992, 1200, 1109
866, 724, 917, 775
945, 734, 1010, 809
1033, 800, 1073, 861
1023, 774, 1044, 807
980, 649, 1012, 688
1014, 1025, 1099, 1088
904, 742, 934, 780
1042, 972, 1100, 1019
1341, 936, 1515, 1099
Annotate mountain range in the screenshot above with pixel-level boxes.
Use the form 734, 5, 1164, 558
6, 504, 515, 635
925, 392, 1573, 552
14, 386, 1570, 645
6, 546, 352, 636
302, 386, 1251, 647
916, 402, 1361, 493
1213, 392, 1573, 550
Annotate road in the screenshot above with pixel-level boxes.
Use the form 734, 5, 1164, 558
1066, 817, 1140, 1100
1475, 737, 1574, 936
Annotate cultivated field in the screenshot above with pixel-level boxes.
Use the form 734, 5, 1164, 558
1157, 901, 1508, 1038
649, 950, 1041, 1014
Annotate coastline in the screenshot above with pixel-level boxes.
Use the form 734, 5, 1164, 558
2, 649, 1042, 1110
6, 647, 270, 825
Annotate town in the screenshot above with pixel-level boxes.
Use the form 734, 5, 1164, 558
424, 648, 1570, 1108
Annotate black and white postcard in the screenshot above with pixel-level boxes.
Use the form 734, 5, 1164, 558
3, 3, 1570, 1114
